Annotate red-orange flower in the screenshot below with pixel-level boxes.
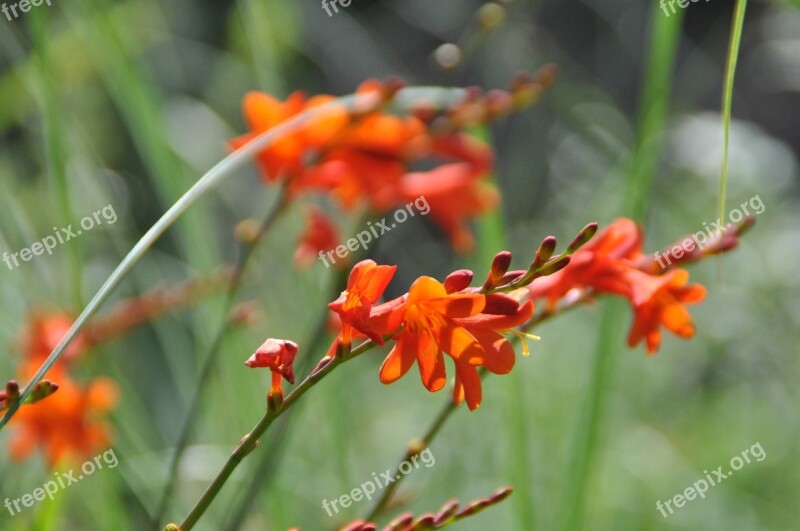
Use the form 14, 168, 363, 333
229, 91, 348, 182
245, 338, 298, 398
378, 276, 486, 404
294, 206, 339, 267
449, 293, 534, 409
7, 376, 118, 467
527, 218, 643, 307
20, 312, 89, 373
328, 259, 400, 346
624, 269, 706, 354
525, 218, 712, 354
401, 162, 498, 253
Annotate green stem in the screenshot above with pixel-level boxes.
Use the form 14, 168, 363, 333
177, 339, 380, 531
152, 191, 287, 527
0, 86, 468, 431
718, 0, 749, 226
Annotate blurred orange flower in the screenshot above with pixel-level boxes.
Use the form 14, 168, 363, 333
294, 206, 339, 267
8, 375, 118, 467
624, 269, 706, 354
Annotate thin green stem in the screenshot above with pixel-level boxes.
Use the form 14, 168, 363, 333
0, 86, 468, 431
152, 191, 286, 527
364, 397, 459, 523
718, 0, 749, 228
177, 339, 381, 531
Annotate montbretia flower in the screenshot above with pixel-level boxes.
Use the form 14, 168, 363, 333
400, 162, 498, 253
245, 338, 299, 406
294, 206, 339, 267
20, 312, 89, 373
7, 376, 118, 467
229, 91, 349, 182
525, 217, 719, 354
526, 217, 643, 307
449, 293, 535, 409
624, 269, 706, 354
328, 259, 400, 346
378, 276, 486, 401
231, 80, 507, 254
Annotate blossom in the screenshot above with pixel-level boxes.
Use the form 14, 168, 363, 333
400, 162, 498, 253
7, 376, 118, 467
294, 206, 339, 267
449, 294, 534, 409
228, 91, 349, 182
526, 218, 643, 307
378, 276, 486, 404
231, 82, 503, 254
19, 312, 89, 372
624, 269, 706, 354
328, 259, 400, 346
525, 218, 711, 354
245, 338, 299, 399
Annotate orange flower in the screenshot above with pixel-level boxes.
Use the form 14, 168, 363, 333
328, 259, 400, 346
624, 269, 706, 354
294, 206, 339, 267
378, 276, 486, 404
7, 376, 118, 467
245, 338, 298, 398
527, 218, 643, 307
525, 218, 713, 354
449, 293, 534, 409
229, 91, 348, 182
20, 312, 89, 372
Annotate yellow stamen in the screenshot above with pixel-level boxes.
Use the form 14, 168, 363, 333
508, 329, 541, 356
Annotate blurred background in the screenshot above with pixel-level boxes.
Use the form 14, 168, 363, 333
1, 0, 798, 529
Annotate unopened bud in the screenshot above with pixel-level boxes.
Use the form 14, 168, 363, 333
567, 222, 598, 253
530, 236, 557, 270
490, 251, 513, 281
434, 500, 460, 525
444, 269, 474, 293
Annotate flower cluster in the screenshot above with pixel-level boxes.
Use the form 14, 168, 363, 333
527, 217, 753, 353
246, 217, 751, 413
230, 71, 557, 257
